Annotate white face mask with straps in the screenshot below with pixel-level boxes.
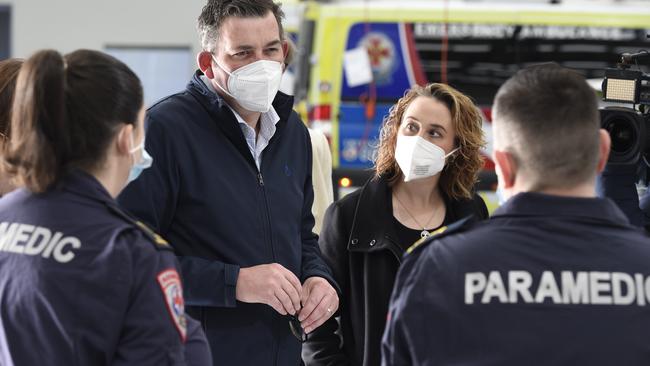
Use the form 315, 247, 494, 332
212, 57, 283, 113
395, 135, 458, 182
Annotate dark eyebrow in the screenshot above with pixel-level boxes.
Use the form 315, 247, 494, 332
231, 40, 282, 52
265, 40, 282, 48
232, 45, 255, 52
404, 115, 421, 124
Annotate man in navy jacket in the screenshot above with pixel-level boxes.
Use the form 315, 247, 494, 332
119, 1, 339, 364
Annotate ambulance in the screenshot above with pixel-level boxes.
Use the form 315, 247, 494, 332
285, 1, 650, 204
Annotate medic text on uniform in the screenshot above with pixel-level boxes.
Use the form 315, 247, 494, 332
0, 222, 81, 263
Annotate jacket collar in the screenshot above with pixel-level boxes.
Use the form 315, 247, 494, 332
186, 70, 295, 169
61, 170, 115, 205
348, 176, 400, 253
492, 191, 631, 227
348, 176, 486, 254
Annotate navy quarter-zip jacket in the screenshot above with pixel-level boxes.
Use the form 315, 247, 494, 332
119, 71, 337, 366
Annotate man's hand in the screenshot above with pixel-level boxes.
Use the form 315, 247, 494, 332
298, 277, 339, 334
236, 263, 302, 316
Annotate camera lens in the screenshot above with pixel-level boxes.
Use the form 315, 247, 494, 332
600, 107, 645, 165
604, 117, 636, 154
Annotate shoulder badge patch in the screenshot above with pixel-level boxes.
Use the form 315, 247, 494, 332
157, 269, 188, 342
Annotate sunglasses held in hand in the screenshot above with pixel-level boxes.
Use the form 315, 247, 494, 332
288, 315, 307, 343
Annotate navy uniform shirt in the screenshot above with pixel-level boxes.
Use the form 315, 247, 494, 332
0, 172, 191, 366
383, 192, 650, 366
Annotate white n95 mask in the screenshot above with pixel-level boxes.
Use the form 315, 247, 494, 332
213, 58, 283, 113
395, 135, 458, 182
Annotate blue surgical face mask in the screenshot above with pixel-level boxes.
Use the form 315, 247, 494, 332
127, 135, 153, 184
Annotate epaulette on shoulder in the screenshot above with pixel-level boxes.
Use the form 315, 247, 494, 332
406, 215, 476, 256
133, 221, 172, 250
104, 202, 172, 250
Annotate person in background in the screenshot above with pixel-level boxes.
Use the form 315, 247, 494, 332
382, 63, 650, 365
303, 83, 488, 366
308, 128, 334, 234
597, 163, 650, 229
282, 35, 334, 234
117, 1, 339, 364
0, 49, 211, 365
0, 58, 22, 196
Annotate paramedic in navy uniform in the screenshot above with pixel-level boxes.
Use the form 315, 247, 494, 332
118, 1, 339, 365
0, 49, 210, 366
382, 63, 650, 365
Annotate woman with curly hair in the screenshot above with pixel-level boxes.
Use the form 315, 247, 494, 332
303, 83, 489, 366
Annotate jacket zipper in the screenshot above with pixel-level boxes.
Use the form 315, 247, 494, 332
255, 168, 280, 366
256, 170, 275, 261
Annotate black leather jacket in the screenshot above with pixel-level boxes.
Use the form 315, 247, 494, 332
303, 176, 489, 366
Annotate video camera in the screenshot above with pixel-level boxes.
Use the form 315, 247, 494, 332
600, 49, 650, 167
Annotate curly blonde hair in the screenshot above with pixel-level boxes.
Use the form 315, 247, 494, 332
374, 83, 485, 200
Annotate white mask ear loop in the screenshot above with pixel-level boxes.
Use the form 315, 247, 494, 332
444, 147, 460, 159
129, 135, 143, 154
128, 133, 143, 170
211, 55, 233, 77
210, 55, 236, 98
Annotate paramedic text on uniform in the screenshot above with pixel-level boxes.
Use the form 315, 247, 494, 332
382, 63, 650, 366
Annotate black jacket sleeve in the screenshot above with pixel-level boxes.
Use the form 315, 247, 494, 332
303, 201, 352, 365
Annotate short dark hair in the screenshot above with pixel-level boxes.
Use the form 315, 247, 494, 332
3, 49, 143, 193
197, 0, 285, 53
493, 63, 600, 190
0, 58, 23, 143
